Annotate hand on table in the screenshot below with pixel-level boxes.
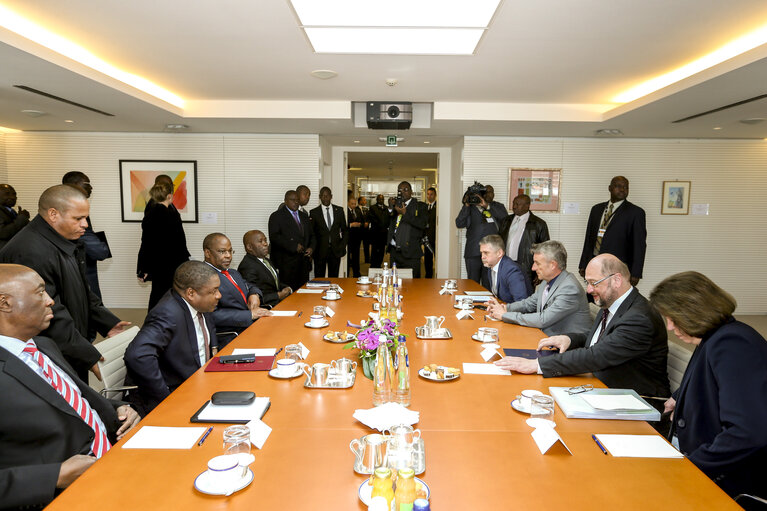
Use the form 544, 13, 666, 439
247, 294, 261, 310
251, 307, 273, 320
494, 356, 537, 374
115, 405, 141, 440
537, 335, 571, 353
485, 298, 505, 320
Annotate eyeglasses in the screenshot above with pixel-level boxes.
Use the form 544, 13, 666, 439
565, 384, 594, 395
215, 249, 235, 255
585, 273, 616, 288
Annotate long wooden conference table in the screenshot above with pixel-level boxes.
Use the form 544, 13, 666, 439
47, 278, 737, 510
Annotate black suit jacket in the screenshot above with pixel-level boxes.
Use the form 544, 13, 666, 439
425, 202, 437, 245
539, 288, 670, 398
238, 253, 289, 308
368, 203, 391, 238
455, 201, 508, 257
136, 202, 190, 279
0, 216, 120, 375
579, 200, 647, 278
268, 206, 315, 290
387, 200, 428, 259
310, 204, 348, 259
0, 206, 29, 250
499, 212, 550, 282
0, 337, 121, 509
211, 266, 261, 346
672, 319, 767, 498
347, 206, 364, 242
124, 290, 215, 412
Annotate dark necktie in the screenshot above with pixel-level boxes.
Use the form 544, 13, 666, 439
7, 207, 17, 218
23, 340, 111, 458
325, 206, 332, 229
597, 309, 610, 340
291, 210, 303, 233
196, 312, 211, 361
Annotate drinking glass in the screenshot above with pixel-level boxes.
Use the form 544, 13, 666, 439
223, 425, 251, 456
530, 395, 555, 422
313, 305, 326, 317
285, 344, 302, 361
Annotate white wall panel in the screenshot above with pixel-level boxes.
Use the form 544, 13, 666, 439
3, 132, 319, 308
463, 137, 767, 314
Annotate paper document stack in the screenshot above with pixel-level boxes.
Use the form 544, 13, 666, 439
549, 387, 660, 421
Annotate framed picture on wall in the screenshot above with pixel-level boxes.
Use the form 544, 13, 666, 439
661, 180, 691, 215
119, 160, 198, 222
508, 168, 561, 211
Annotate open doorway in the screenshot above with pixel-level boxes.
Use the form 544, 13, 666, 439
347, 152, 439, 278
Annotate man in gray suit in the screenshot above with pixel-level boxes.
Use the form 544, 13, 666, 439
495, 254, 670, 402
486, 240, 591, 337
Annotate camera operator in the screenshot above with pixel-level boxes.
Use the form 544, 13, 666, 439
455, 183, 508, 283
387, 181, 428, 278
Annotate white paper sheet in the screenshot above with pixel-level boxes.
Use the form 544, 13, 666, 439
464, 291, 493, 297
268, 310, 297, 316
246, 418, 272, 449
232, 348, 276, 356
296, 289, 324, 294
581, 394, 652, 411
462, 363, 510, 375
196, 398, 271, 422
594, 434, 683, 458
122, 426, 207, 449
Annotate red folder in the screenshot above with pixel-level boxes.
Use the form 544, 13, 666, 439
203, 355, 275, 372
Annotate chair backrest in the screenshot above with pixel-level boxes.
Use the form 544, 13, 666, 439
367, 267, 414, 279
667, 341, 693, 392
96, 326, 140, 398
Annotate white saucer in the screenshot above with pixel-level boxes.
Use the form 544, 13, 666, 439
472, 334, 498, 342
321, 295, 341, 300
268, 366, 303, 379
194, 468, 254, 496
511, 399, 532, 414
526, 418, 556, 429
454, 305, 474, 310
418, 367, 459, 382
356, 280, 371, 285
358, 477, 430, 506
304, 320, 329, 328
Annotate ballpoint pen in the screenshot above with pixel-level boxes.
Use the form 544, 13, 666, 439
592, 434, 608, 455
297, 311, 303, 318
198, 427, 213, 446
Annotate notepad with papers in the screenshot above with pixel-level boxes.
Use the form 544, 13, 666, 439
594, 434, 683, 458
549, 387, 660, 421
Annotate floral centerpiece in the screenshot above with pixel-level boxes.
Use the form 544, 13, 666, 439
344, 317, 399, 380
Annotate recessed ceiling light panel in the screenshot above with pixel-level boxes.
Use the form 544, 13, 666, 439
305, 27, 484, 55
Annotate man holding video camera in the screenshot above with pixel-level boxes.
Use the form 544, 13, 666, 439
455, 183, 508, 283
387, 181, 428, 278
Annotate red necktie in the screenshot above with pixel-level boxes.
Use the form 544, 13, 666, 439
222, 270, 247, 304
23, 340, 111, 458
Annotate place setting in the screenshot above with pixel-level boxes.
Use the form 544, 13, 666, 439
321, 284, 342, 301
356, 275, 372, 285
471, 326, 499, 343
194, 426, 256, 496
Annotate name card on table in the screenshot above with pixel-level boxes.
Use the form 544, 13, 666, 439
324, 307, 336, 317
455, 310, 474, 320
531, 426, 573, 455
246, 418, 273, 449
480, 346, 503, 362
298, 342, 310, 360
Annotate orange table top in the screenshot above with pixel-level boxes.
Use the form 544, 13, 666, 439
46, 278, 737, 510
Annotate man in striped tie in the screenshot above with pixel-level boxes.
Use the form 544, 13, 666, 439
0, 264, 140, 509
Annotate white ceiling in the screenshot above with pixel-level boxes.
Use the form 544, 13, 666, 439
2, 0, 767, 143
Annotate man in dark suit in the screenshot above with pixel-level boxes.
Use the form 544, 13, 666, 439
423, 187, 437, 278
367, 194, 390, 269
455, 184, 508, 283
238, 230, 292, 308
499, 194, 550, 287
0, 264, 139, 510
387, 181, 428, 278
347, 195, 364, 278
124, 261, 220, 413
268, 190, 315, 291
479, 235, 531, 303
0, 184, 30, 250
310, 187, 348, 278
358, 195, 371, 264
497, 254, 670, 403
203, 233, 269, 348
62, 172, 111, 300
0, 185, 130, 381
579, 176, 647, 286
296, 184, 311, 215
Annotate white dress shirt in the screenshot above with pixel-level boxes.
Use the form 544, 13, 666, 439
182, 299, 210, 365
506, 212, 530, 261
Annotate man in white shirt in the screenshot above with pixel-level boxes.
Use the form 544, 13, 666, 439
495, 254, 670, 401
499, 194, 549, 286
125, 260, 221, 413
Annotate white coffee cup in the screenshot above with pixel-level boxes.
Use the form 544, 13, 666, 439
359, 276, 370, 283
309, 314, 325, 327
206, 454, 242, 487
276, 358, 297, 376
517, 389, 544, 409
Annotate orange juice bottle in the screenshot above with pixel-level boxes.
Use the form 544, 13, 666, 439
394, 468, 416, 510
370, 467, 394, 508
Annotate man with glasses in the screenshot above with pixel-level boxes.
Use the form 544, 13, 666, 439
495, 254, 670, 409
203, 233, 270, 348
486, 240, 590, 336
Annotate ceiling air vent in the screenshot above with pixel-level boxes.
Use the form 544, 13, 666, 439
13, 85, 115, 116
672, 93, 767, 123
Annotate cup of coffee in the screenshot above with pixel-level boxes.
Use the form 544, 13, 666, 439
516, 389, 543, 409
276, 358, 297, 376
359, 275, 370, 284
477, 327, 499, 343
309, 314, 325, 327
206, 454, 243, 487
325, 289, 339, 299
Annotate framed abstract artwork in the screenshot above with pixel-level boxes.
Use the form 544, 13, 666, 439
661, 180, 691, 215
508, 168, 561, 211
119, 160, 198, 222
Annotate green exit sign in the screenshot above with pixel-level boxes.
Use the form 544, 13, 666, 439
386, 135, 397, 147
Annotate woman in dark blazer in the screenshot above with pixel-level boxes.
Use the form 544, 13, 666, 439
650, 272, 767, 499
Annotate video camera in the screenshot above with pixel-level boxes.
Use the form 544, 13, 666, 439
395, 190, 405, 208
463, 181, 488, 205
